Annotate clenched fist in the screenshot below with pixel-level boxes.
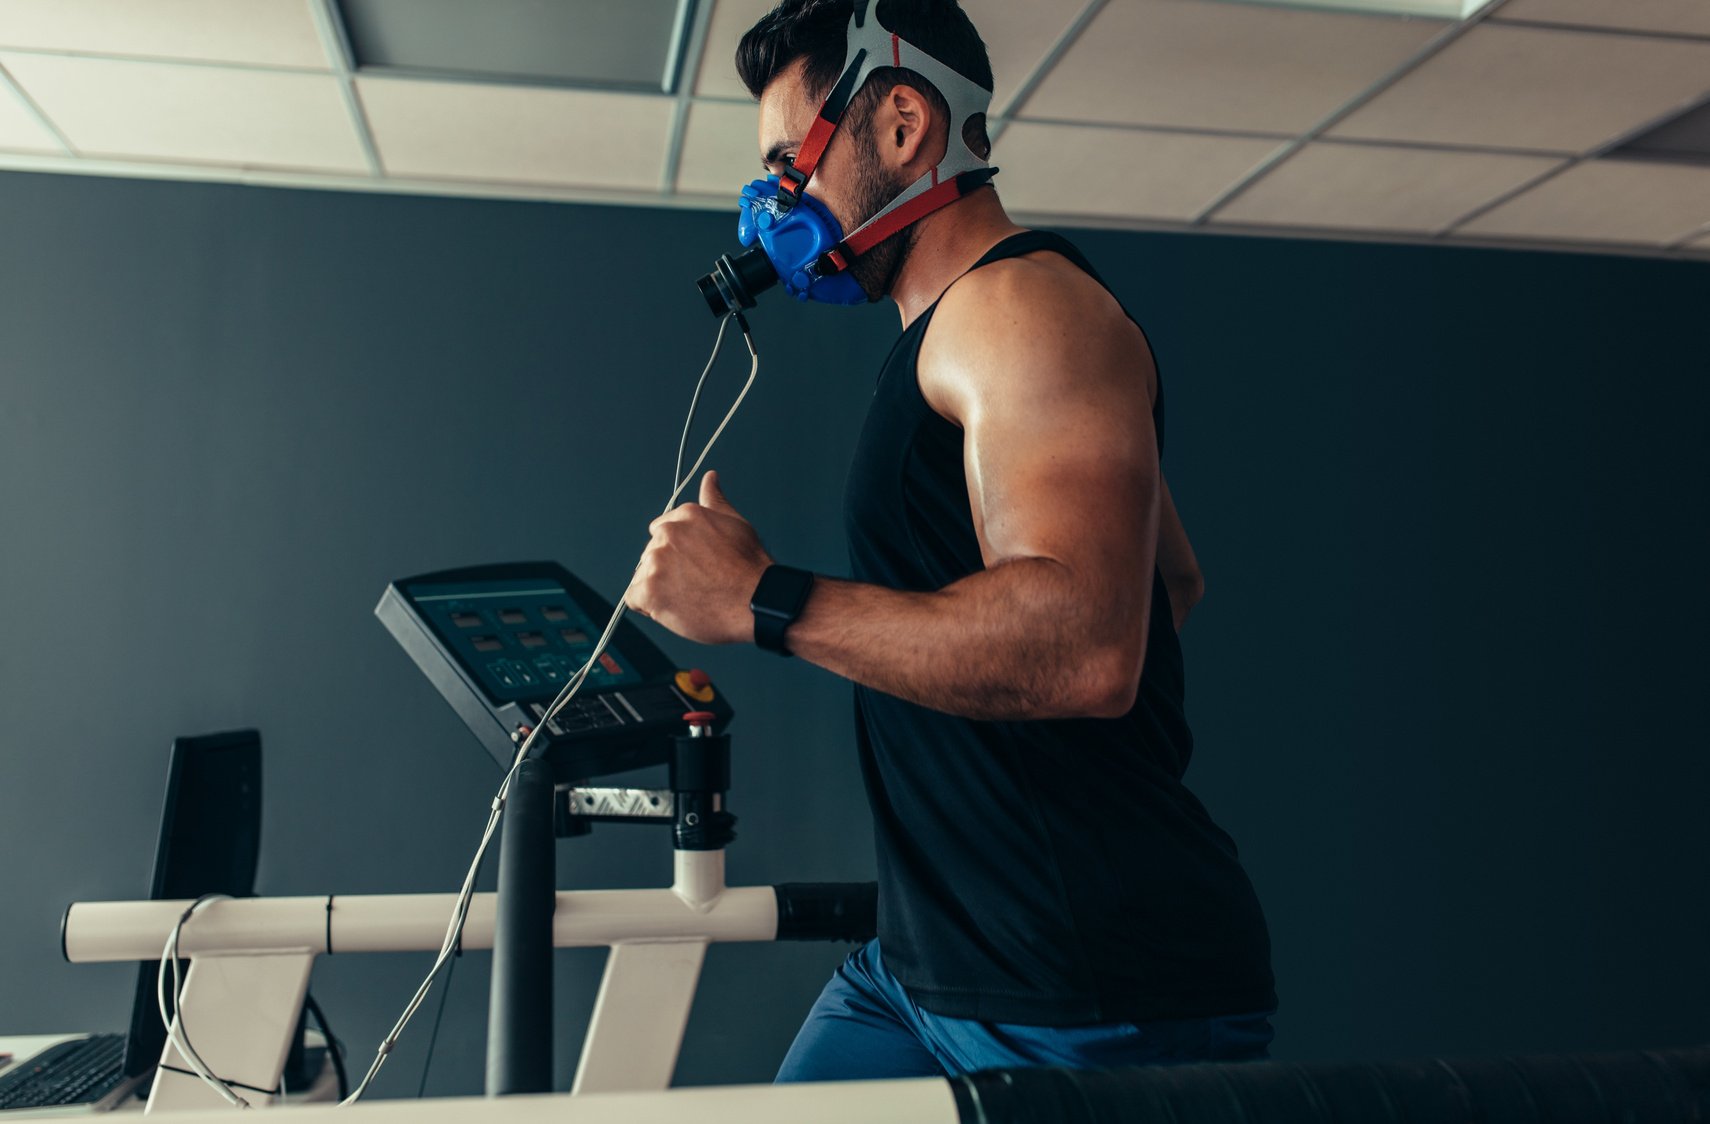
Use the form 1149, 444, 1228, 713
626, 470, 773, 646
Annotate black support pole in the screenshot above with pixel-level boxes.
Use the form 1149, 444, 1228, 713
486, 758, 555, 1096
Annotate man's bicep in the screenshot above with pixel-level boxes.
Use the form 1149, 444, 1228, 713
958, 316, 1163, 590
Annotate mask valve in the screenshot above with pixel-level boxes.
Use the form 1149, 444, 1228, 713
697, 245, 778, 317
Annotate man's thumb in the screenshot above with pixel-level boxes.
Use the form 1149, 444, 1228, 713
700, 469, 736, 513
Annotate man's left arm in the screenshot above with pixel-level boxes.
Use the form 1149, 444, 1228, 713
629, 262, 1162, 722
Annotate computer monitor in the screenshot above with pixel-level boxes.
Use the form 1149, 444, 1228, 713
121, 730, 263, 1081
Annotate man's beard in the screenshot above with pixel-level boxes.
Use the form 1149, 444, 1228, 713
839, 126, 915, 302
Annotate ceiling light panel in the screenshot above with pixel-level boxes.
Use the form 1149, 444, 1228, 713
0, 0, 328, 68
0, 78, 60, 152
338, 0, 692, 93
1494, 0, 1710, 38
674, 100, 760, 196
1212, 141, 1563, 231
0, 52, 366, 171
357, 77, 674, 190
1455, 159, 1710, 246
1611, 97, 1710, 166
1327, 24, 1710, 154
995, 122, 1286, 220
1019, 0, 1445, 135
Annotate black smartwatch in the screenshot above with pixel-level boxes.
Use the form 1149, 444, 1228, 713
750, 564, 816, 656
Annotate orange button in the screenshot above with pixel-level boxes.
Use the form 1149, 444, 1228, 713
675, 669, 715, 703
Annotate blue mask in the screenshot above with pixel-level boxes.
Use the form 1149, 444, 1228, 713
695, 3, 996, 318
737, 176, 868, 306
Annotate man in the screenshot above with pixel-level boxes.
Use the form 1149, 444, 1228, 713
626, 0, 1277, 1081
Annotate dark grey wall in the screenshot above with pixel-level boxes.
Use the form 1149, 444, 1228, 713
1, 169, 1705, 1098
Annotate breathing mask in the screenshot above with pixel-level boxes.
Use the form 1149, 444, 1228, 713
696, 0, 998, 316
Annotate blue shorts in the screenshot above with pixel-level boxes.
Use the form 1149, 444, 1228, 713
776, 939, 1275, 1083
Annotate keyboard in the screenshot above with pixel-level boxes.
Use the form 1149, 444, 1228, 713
0, 1034, 128, 1110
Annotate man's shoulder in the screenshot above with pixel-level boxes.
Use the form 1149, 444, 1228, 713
944, 244, 1110, 314
919, 244, 1141, 421
931, 242, 1131, 362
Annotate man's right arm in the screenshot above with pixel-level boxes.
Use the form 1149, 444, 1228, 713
1157, 476, 1204, 631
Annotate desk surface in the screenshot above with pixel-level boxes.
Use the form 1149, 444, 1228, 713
0, 1032, 337, 1115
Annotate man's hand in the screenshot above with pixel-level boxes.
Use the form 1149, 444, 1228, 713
626, 470, 773, 646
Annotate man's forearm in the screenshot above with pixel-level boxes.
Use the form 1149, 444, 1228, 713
1156, 480, 1203, 593
782, 558, 1143, 722
1164, 572, 1205, 632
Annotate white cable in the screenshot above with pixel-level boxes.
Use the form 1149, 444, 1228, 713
157, 894, 250, 1109
676, 310, 729, 493
151, 319, 762, 1110
338, 313, 759, 1105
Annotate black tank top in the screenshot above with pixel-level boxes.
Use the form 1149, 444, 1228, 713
843, 230, 1276, 1025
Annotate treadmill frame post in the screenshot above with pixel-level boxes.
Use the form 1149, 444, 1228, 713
485, 757, 556, 1096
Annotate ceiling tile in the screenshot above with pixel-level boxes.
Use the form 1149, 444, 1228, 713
1018, 0, 1445, 134
965, 0, 1089, 118
1327, 24, 1710, 154
1239, 0, 1489, 14
1494, 0, 1710, 38
1213, 141, 1563, 232
358, 77, 673, 190
0, 53, 366, 171
995, 122, 1285, 221
694, 0, 773, 100
693, 0, 1077, 116
0, 0, 328, 68
675, 100, 760, 197
1455, 159, 1710, 246
0, 76, 60, 152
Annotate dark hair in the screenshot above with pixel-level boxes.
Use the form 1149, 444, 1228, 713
736, 0, 993, 158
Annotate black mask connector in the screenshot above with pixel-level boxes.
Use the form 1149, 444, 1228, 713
696, 245, 778, 318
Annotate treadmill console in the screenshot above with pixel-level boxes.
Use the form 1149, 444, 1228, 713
376, 561, 733, 781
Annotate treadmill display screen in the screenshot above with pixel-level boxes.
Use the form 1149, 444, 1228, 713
408, 578, 639, 701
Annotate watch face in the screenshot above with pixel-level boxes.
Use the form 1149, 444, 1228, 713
754, 566, 814, 615
753, 566, 813, 655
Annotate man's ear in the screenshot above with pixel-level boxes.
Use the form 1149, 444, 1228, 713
881, 82, 938, 170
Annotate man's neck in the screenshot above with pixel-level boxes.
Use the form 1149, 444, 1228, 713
886, 189, 1027, 329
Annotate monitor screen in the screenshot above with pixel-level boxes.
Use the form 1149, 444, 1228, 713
123, 730, 262, 1080
406, 577, 640, 701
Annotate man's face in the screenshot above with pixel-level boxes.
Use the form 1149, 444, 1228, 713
756, 58, 911, 301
